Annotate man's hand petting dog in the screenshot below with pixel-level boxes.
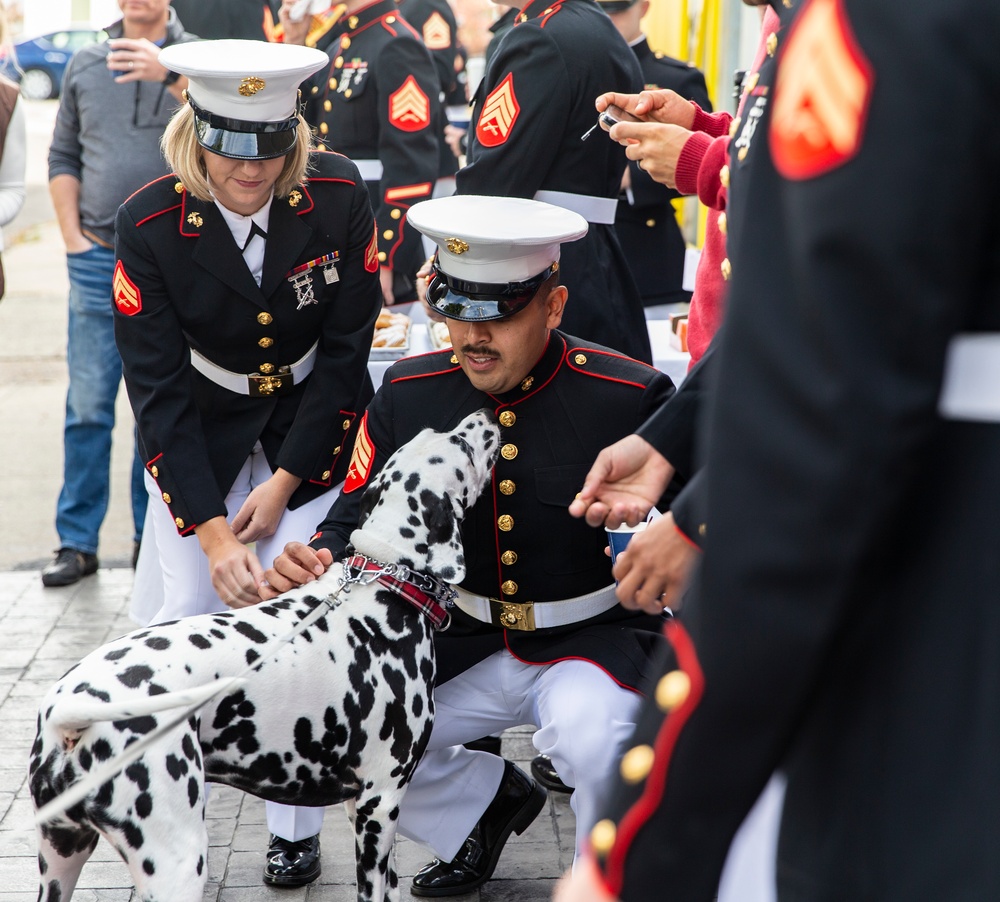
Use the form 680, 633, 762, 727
259, 543, 334, 599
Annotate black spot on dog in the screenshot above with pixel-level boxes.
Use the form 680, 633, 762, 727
143, 858, 155, 875
113, 716, 157, 735
74, 682, 110, 703
144, 637, 170, 651
390, 470, 403, 482
122, 820, 143, 850
399, 527, 415, 539
105, 648, 129, 661
117, 665, 155, 689
189, 634, 212, 650
428, 456, 444, 464
135, 793, 153, 819
92, 738, 114, 761
166, 754, 189, 781
125, 762, 150, 792
404, 473, 420, 492
233, 621, 269, 644
187, 776, 199, 807
408, 496, 419, 512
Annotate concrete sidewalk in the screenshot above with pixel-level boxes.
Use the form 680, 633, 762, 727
0, 568, 575, 902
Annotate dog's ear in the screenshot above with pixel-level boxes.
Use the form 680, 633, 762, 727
420, 488, 466, 583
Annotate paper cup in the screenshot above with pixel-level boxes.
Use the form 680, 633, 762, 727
605, 521, 647, 571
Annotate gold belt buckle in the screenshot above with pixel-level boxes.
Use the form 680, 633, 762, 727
489, 599, 535, 631
248, 368, 293, 397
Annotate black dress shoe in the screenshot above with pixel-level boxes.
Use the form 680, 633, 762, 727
262, 833, 321, 887
41, 548, 98, 588
410, 760, 547, 897
530, 754, 572, 794
463, 734, 503, 755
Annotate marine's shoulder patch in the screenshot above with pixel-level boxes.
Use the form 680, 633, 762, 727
389, 74, 431, 131
422, 10, 451, 49
344, 412, 375, 494
476, 72, 520, 147
770, 0, 873, 180
113, 260, 142, 316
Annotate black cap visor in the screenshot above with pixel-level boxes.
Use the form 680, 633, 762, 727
191, 99, 298, 160
427, 264, 556, 322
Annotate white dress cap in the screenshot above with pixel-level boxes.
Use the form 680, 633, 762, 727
159, 40, 328, 122
407, 195, 589, 284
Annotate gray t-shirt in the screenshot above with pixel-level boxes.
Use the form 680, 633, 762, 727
47, 11, 197, 246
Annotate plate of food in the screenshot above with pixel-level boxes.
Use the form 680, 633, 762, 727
370, 308, 411, 359
427, 320, 452, 349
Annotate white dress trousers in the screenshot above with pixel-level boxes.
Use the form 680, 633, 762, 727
140, 442, 340, 843
397, 650, 642, 861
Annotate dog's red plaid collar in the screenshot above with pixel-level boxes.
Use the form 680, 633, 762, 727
343, 554, 453, 630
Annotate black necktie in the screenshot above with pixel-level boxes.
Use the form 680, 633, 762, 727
242, 221, 267, 251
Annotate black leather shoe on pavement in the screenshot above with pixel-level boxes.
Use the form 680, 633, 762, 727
41, 548, 98, 588
530, 754, 573, 794
262, 833, 321, 887
410, 760, 547, 897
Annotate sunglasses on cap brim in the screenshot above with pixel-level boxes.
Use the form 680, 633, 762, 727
190, 99, 299, 160
426, 263, 557, 322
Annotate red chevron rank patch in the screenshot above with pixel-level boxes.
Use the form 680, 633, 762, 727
769, 0, 873, 180
476, 73, 520, 147
113, 260, 141, 315
344, 412, 375, 493
422, 11, 451, 50
365, 221, 379, 272
388, 76, 431, 132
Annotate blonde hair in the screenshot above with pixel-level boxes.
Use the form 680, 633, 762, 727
161, 104, 314, 201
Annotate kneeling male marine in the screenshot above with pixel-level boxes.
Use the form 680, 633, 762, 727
262, 194, 679, 896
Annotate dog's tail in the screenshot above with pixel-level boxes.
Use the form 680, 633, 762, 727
35, 678, 247, 828
48, 678, 247, 733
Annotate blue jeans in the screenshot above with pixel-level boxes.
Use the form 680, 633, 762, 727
54, 244, 146, 554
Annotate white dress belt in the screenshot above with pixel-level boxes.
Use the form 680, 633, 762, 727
534, 189, 618, 225
353, 159, 384, 182
189, 341, 318, 397
938, 333, 1000, 422
451, 583, 620, 631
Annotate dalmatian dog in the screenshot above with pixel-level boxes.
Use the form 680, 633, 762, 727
29, 409, 500, 902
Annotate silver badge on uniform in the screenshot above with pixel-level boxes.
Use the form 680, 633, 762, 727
290, 271, 317, 309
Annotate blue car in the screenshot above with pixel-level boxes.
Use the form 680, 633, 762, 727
0, 28, 107, 100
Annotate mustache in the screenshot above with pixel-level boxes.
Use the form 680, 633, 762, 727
460, 345, 501, 359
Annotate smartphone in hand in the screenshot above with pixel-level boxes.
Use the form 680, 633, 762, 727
599, 104, 641, 131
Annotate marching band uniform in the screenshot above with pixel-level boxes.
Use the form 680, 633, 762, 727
456, 0, 651, 363
584, 0, 1000, 900
113, 41, 382, 886
302, 0, 442, 303
308, 195, 677, 895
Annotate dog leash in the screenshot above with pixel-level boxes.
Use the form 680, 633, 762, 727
35, 572, 362, 827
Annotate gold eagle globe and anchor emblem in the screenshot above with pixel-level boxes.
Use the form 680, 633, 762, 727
446, 237, 469, 254
238, 76, 267, 97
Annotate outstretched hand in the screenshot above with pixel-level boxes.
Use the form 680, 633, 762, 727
568, 434, 674, 528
